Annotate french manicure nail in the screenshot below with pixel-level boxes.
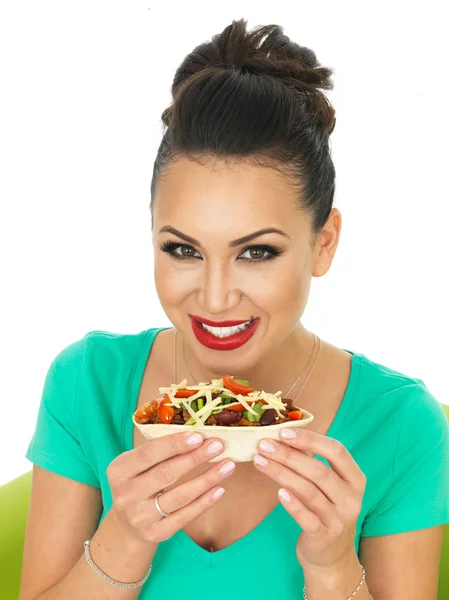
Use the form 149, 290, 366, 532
254, 454, 268, 467
207, 441, 224, 455
260, 439, 275, 452
281, 428, 296, 439
212, 487, 225, 500
186, 433, 203, 446
279, 488, 291, 502
219, 460, 235, 475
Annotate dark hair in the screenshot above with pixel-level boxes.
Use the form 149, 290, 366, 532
150, 18, 336, 240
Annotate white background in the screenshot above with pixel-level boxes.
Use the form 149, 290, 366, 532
1, 1, 448, 487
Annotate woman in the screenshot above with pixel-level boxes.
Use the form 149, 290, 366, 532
21, 19, 449, 600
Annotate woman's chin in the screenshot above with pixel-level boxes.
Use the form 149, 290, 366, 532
194, 348, 260, 379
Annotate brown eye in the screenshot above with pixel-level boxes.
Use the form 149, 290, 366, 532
238, 245, 281, 263
160, 241, 202, 260
248, 248, 265, 259
179, 245, 196, 257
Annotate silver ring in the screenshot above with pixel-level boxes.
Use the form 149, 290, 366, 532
154, 492, 170, 518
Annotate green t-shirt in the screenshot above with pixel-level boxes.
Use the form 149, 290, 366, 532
25, 327, 449, 599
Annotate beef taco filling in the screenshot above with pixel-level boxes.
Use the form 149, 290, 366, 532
133, 375, 304, 427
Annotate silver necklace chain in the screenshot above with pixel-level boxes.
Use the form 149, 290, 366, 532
174, 329, 322, 406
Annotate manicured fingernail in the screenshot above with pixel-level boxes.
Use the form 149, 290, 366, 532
207, 441, 224, 455
186, 433, 203, 446
260, 439, 275, 453
278, 488, 291, 502
219, 460, 235, 475
281, 428, 296, 439
212, 487, 225, 500
254, 454, 268, 467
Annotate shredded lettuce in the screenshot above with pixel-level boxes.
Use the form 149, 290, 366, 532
243, 401, 265, 422
220, 395, 233, 404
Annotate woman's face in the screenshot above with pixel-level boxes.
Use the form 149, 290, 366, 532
152, 156, 340, 378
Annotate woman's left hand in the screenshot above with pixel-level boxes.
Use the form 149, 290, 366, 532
254, 427, 366, 571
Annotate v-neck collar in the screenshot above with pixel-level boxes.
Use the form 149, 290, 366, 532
125, 328, 364, 565
173, 502, 284, 566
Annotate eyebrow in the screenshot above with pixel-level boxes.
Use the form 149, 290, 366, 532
158, 226, 290, 247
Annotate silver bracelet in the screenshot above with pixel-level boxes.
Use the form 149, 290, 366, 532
84, 540, 152, 588
303, 563, 373, 600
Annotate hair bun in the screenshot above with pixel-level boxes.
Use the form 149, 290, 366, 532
165, 18, 336, 135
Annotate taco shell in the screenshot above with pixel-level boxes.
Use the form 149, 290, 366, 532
132, 408, 314, 462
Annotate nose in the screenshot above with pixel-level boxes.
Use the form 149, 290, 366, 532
197, 259, 241, 316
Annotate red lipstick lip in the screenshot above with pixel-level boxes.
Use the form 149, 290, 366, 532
191, 317, 260, 351
189, 314, 253, 327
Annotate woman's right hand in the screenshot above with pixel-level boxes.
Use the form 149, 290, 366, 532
106, 431, 235, 546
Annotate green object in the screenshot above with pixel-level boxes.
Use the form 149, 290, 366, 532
236, 378, 250, 386
9, 326, 449, 600
243, 401, 265, 423
182, 400, 198, 412
0, 470, 33, 600
197, 398, 204, 410
220, 395, 233, 404
185, 417, 196, 425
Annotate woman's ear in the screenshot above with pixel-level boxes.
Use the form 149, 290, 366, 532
311, 208, 342, 277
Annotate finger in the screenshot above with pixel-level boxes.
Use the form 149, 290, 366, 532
112, 431, 210, 479
278, 488, 323, 534
130, 437, 226, 499
258, 438, 347, 505
253, 453, 338, 529
144, 485, 227, 543
155, 458, 236, 516
279, 428, 365, 489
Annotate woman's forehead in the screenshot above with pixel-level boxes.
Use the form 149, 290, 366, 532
158, 155, 294, 194
153, 157, 306, 230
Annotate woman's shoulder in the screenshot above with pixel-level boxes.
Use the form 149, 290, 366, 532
48, 326, 167, 383
349, 349, 446, 436
355, 350, 432, 397
349, 348, 420, 388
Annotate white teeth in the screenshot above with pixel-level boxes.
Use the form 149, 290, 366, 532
201, 320, 252, 338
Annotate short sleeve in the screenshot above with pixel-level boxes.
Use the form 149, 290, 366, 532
25, 337, 100, 488
361, 381, 449, 536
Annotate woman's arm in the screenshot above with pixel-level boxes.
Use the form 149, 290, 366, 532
19, 463, 157, 600
34, 506, 157, 600
303, 549, 372, 599
358, 526, 444, 599
303, 524, 444, 599
303, 526, 444, 599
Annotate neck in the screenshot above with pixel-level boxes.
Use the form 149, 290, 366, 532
178, 323, 317, 397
